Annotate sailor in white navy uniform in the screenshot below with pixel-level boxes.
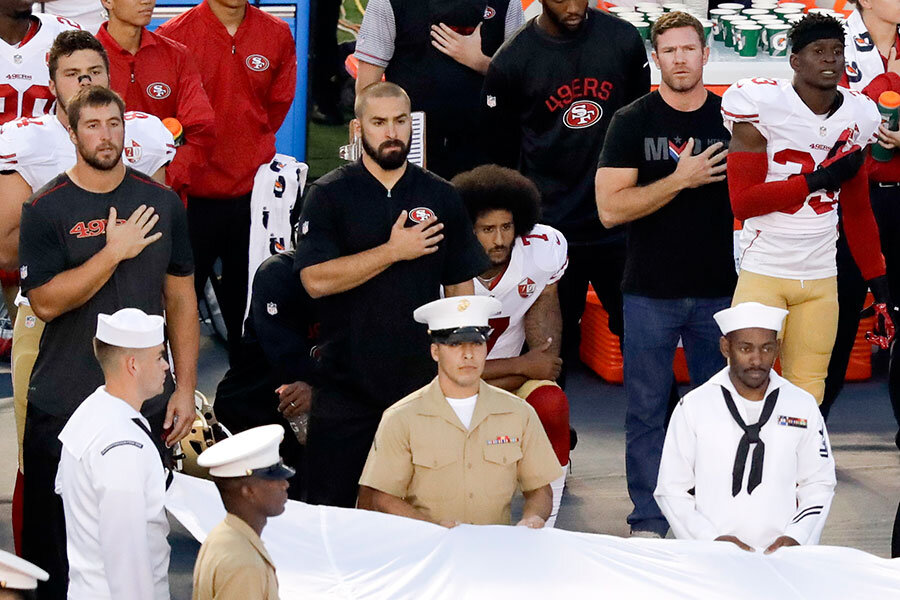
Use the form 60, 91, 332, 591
56, 308, 173, 600
655, 302, 836, 553
0, 549, 48, 599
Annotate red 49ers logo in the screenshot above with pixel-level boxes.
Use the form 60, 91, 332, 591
563, 100, 602, 129
518, 277, 536, 298
408, 206, 436, 223
146, 82, 171, 99
246, 54, 270, 72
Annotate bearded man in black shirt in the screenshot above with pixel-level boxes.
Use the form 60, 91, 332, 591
482, 0, 650, 385
595, 12, 735, 539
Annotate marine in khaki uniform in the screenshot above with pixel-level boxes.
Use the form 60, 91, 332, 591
192, 425, 293, 600
358, 295, 563, 527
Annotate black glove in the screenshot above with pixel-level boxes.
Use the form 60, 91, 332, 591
804, 148, 865, 193
863, 275, 897, 349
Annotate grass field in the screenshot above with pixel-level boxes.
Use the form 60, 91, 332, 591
305, 0, 367, 180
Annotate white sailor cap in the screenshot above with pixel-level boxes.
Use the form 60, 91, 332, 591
714, 302, 789, 335
96, 308, 165, 349
413, 295, 502, 344
197, 424, 295, 479
0, 549, 48, 590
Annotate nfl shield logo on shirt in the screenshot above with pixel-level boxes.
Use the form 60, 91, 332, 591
19, 265, 26, 279
486, 95, 497, 108
267, 302, 278, 316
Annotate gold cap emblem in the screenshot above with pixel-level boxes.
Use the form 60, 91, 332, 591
457, 299, 470, 312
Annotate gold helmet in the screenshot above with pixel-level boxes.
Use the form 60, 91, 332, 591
174, 391, 231, 479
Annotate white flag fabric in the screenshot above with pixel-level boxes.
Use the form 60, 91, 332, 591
166, 473, 900, 599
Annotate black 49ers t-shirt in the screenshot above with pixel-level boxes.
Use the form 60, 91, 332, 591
599, 90, 736, 298
294, 160, 489, 412
482, 9, 650, 245
19, 168, 193, 418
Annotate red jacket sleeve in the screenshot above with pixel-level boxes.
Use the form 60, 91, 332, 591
266, 32, 297, 133
727, 152, 813, 220
841, 164, 886, 280
166, 52, 216, 195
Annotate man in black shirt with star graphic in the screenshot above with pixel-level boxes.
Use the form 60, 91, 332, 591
596, 12, 735, 539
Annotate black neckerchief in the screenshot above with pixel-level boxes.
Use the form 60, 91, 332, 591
719, 386, 780, 497
131, 418, 173, 490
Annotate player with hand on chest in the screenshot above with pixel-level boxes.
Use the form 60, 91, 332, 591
723, 13, 891, 405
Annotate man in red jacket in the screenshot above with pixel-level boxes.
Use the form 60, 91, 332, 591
157, 0, 296, 362
96, 0, 215, 196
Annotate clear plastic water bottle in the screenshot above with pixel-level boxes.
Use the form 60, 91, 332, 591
288, 413, 309, 445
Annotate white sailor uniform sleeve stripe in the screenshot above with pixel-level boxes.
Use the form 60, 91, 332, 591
92, 439, 156, 600
654, 399, 720, 541
783, 409, 836, 545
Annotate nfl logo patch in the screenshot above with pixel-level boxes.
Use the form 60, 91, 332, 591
25, 315, 35, 328
267, 302, 278, 315
19, 265, 26, 279
518, 277, 536, 298
486, 95, 497, 108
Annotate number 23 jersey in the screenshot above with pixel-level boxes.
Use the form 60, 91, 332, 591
474, 224, 568, 359
722, 77, 879, 279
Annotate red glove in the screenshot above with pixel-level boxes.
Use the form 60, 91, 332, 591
863, 276, 897, 349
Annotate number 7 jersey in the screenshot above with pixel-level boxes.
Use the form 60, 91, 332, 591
474, 224, 568, 359
721, 77, 880, 279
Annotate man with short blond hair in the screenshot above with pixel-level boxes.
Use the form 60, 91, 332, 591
596, 11, 735, 538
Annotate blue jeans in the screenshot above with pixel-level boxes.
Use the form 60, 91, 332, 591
623, 294, 731, 535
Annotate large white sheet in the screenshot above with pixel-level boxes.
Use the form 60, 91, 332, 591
166, 473, 900, 599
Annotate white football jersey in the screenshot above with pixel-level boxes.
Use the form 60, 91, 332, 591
0, 13, 81, 125
722, 77, 880, 279
0, 110, 176, 191
474, 224, 568, 360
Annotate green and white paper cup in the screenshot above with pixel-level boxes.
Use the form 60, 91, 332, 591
722, 15, 750, 48
717, 2, 745, 10
736, 23, 762, 57
773, 6, 803, 19
709, 8, 737, 41
767, 23, 791, 56
700, 19, 713, 45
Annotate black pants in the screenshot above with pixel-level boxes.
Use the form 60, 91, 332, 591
309, 0, 342, 112
187, 194, 251, 364
822, 183, 900, 433
557, 240, 626, 388
22, 401, 167, 600
303, 388, 383, 508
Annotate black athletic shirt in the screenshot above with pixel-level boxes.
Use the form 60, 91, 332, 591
19, 168, 193, 418
482, 9, 650, 245
599, 91, 736, 299
294, 160, 489, 410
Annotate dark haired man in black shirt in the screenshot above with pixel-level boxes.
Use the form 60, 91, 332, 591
482, 0, 650, 384
17, 86, 197, 598
596, 12, 735, 539
294, 82, 489, 508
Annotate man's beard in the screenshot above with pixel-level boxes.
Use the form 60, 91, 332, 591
78, 141, 122, 171
362, 135, 410, 171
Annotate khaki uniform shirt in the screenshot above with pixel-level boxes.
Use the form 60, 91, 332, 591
359, 378, 563, 525
192, 514, 279, 600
